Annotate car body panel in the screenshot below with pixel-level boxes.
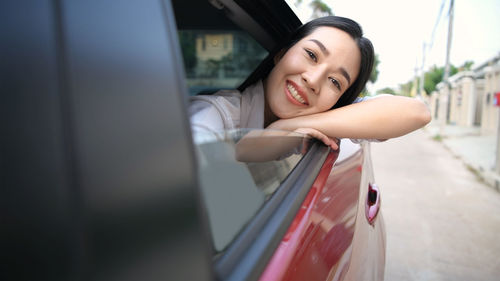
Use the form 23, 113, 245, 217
260, 140, 385, 281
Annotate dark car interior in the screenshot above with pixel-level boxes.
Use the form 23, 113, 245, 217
1, 1, 334, 281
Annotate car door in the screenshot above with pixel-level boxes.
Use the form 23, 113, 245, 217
172, 1, 385, 280
2, 0, 211, 280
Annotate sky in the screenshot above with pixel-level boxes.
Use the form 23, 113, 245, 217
291, 0, 500, 93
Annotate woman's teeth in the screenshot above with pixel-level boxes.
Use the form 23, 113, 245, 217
287, 83, 306, 104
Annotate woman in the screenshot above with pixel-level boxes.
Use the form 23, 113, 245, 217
189, 16, 431, 149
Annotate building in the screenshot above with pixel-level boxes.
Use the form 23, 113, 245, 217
448, 71, 484, 127
477, 54, 500, 135
430, 53, 500, 135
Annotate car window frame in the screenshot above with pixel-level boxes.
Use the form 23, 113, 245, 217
213, 141, 330, 280
171, 1, 328, 279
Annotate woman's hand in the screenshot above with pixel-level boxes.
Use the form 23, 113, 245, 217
293, 128, 339, 150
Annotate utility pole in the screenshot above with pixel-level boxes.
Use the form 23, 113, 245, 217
412, 58, 419, 97
440, 0, 454, 135
443, 0, 454, 84
419, 42, 427, 97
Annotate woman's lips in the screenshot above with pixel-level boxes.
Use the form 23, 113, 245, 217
285, 80, 309, 106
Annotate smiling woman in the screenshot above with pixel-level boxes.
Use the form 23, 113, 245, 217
189, 15, 431, 148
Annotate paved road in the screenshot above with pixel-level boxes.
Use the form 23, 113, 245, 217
371, 129, 500, 281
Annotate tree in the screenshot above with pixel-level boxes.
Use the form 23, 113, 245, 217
459, 60, 474, 71
399, 80, 413, 97
370, 54, 380, 84
398, 62, 466, 96
376, 87, 396, 95
309, 0, 333, 18
178, 31, 197, 74
423, 64, 458, 94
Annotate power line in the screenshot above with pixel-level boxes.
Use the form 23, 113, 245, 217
419, 0, 447, 96
429, 0, 446, 50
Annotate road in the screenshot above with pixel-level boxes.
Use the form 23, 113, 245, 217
371, 129, 500, 281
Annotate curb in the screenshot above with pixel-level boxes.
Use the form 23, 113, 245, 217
422, 126, 500, 193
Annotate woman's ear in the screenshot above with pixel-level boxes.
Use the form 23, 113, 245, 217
273, 49, 286, 64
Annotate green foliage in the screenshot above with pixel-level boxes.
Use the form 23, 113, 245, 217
398, 60, 474, 96
398, 80, 414, 97
423, 66, 443, 94
370, 54, 380, 84
459, 60, 474, 71
423, 64, 458, 94
310, 0, 333, 18
376, 87, 396, 95
178, 31, 197, 72
432, 134, 443, 142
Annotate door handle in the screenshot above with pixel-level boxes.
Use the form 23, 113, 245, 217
365, 183, 380, 225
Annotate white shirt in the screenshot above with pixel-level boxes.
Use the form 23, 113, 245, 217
189, 81, 266, 142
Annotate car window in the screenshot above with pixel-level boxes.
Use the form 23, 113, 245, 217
178, 30, 267, 95
172, 0, 268, 96
194, 130, 313, 252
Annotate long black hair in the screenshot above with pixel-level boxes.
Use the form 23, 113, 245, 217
239, 16, 374, 109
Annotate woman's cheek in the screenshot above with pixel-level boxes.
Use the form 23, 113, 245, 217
322, 95, 339, 112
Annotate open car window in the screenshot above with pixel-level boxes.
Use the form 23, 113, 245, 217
173, 0, 268, 96
194, 129, 314, 252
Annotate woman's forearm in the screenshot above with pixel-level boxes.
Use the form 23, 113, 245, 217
268, 95, 432, 140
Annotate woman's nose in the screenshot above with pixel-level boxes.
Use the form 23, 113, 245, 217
302, 68, 323, 94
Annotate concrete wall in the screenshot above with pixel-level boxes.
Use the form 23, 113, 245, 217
481, 64, 500, 135
429, 91, 440, 120
448, 72, 477, 127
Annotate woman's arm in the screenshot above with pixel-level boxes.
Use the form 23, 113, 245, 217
267, 95, 431, 140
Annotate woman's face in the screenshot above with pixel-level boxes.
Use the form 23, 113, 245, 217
264, 26, 361, 119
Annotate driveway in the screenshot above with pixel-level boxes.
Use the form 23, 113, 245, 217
371, 129, 500, 281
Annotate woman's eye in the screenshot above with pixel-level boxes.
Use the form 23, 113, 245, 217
304, 49, 317, 62
330, 78, 341, 90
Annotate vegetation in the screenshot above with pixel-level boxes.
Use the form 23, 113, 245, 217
432, 134, 443, 142
294, 0, 334, 18
178, 31, 197, 73
397, 60, 474, 96
398, 80, 414, 97
376, 87, 397, 95
309, 0, 333, 17
423, 65, 458, 94
370, 54, 380, 84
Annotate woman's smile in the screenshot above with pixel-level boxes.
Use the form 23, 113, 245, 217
285, 80, 309, 106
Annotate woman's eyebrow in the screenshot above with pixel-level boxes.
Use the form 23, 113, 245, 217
339, 68, 351, 85
308, 39, 330, 56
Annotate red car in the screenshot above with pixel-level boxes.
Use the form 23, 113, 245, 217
2, 0, 385, 280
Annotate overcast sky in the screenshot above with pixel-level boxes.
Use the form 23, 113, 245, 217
292, 0, 500, 93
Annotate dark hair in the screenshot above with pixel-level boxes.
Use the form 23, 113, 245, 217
239, 16, 374, 109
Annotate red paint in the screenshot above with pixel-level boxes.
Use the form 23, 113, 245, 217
495, 92, 500, 106
259, 149, 363, 281
356, 165, 362, 172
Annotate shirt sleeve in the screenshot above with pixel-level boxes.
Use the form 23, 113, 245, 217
189, 99, 225, 143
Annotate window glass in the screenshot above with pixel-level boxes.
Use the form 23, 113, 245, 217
194, 130, 313, 252
178, 30, 267, 95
